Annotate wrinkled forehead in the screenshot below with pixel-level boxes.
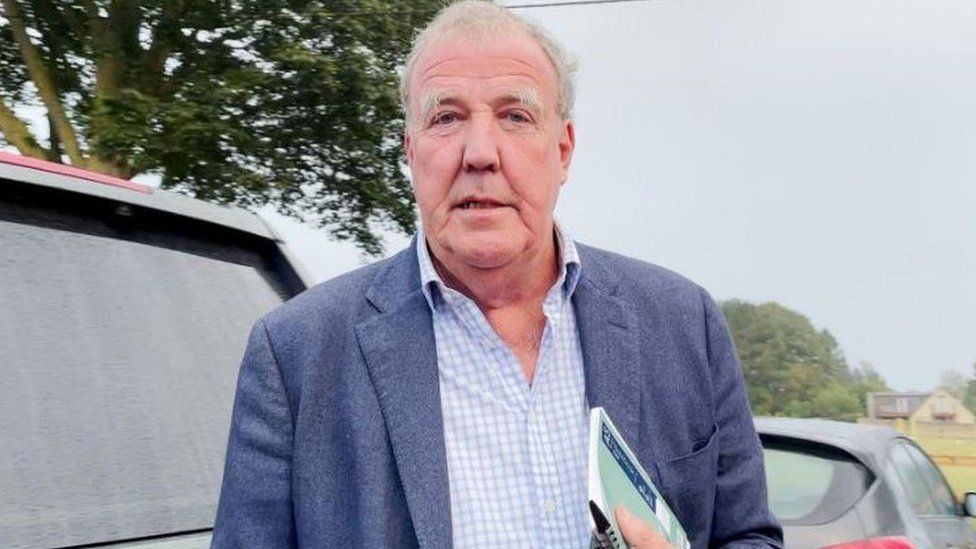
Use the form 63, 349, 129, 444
408, 29, 559, 115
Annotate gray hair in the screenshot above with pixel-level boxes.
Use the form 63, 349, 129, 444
400, 0, 578, 122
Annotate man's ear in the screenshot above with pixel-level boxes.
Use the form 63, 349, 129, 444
404, 130, 414, 165
558, 119, 576, 183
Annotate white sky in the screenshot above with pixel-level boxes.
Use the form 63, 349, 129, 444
8, 0, 975, 391
538, 0, 976, 391
280, 0, 976, 391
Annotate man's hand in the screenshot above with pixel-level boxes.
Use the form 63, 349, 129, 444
615, 505, 674, 549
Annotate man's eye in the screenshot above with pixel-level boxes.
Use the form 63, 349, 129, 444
432, 112, 458, 126
505, 110, 532, 124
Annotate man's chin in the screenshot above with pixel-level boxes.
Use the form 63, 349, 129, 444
459, 247, 521, 270
441, 237, 527, 271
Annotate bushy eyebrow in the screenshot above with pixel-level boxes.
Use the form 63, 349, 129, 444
417, 88, 544, 123
419, 92, 447, 124
501, 88, 543, 116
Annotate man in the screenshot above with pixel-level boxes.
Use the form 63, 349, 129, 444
212, 2, 782, 548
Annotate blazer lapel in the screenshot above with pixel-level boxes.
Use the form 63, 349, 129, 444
356, 247, 453, 549
573, 245, 643, 453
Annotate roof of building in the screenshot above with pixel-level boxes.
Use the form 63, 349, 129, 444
869, 391, 932, 418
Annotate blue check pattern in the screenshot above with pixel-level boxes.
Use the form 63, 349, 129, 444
417, 227, 591, 548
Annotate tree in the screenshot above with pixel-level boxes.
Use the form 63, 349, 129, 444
964, 359, 976, 413
851, 360, 890, 413
720, 299, 888, 421
938, 368, 968, 401
0, 0, 443, 254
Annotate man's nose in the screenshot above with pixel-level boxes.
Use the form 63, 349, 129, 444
461, 116, 500, 173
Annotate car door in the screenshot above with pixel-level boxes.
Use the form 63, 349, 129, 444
888, 439, 976, 548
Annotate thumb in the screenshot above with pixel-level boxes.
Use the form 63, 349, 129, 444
614, 505, 670, 549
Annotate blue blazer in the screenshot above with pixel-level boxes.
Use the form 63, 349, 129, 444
212, 242, 782, 548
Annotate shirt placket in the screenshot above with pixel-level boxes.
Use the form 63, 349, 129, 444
437, 277, 585, 548
438, 290, 532, 547
531, 292, 575, 545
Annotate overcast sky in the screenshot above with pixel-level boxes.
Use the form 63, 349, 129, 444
7, 0, 973, 391
273, 0, 976, 391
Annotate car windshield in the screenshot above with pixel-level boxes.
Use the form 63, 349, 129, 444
763, 441, 874, 524
0, 195, 291, 547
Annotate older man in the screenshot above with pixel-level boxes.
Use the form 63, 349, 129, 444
211, 2, 782, 548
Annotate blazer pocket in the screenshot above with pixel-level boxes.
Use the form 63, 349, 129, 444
656, 423, 719, 545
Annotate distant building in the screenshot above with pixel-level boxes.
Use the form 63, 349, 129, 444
866, 390, 975, 425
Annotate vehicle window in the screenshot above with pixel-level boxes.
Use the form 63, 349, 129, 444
0, 197, 293, 547
763, 442, 873, 524
888, 443, 940, 516
900, 441, 958, 516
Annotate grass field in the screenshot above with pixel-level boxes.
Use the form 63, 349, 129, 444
912, 435, 976, 498
914, 435, 976, 458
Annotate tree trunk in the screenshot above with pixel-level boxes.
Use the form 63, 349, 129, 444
87, 0, 142, 178
0, 97, 50, 158
2, 0, 87, 167
46, 114, 62, 162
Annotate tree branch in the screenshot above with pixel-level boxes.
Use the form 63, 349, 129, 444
2, 0, 86, 166
57, 2, 89, 38
142, 0, 184, 93
83, 0, 142, 177
34, 0, 86, 41
0, 95, 51, 158
32, 0, 84, 98
90, 0, 142, 97
46, 113, 62, 161
81, 0, 98, 20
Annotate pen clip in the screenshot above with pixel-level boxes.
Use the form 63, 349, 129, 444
589, 500, 616, 549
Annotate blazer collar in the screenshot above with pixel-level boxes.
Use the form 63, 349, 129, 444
357, 240, 454, 548
363, 239, 423, 314
573, 244, 643, 455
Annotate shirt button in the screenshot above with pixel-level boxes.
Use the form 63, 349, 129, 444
541, 499, 556, 513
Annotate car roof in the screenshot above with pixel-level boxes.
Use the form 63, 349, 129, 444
755, 416, 904, 470
0, 151, 316, 287
0, 151, 274, 240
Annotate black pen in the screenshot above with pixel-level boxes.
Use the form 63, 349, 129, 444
589, 500, 620, 549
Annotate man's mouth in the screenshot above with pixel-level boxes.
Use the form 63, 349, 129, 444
457, 200, 505, 210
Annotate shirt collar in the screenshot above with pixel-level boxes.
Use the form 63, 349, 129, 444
416, 223, 582, 311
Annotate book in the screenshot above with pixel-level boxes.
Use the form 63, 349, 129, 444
588, 407, 690, 549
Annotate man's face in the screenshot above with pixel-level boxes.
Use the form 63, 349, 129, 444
405, 30, 575, 272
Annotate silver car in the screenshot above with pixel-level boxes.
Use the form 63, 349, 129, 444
757, 417, 976, 549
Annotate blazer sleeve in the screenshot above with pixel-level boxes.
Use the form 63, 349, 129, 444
702, 291, 784, 548
211, 319, 297, 548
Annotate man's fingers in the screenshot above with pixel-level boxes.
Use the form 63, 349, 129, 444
614, 505, 672, 549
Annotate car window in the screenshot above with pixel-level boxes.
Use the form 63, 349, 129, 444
900, 441, 958, 516
888, 443, 942, 516
0, 193, 295, 547
763, 442, 873, 524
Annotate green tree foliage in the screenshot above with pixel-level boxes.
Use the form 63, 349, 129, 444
963, 360, 976, 414
938, 368, 968, 401
0, 0, 443, 254
932, 361, 976, 414
721, 300, 889, 421
851, 360, 890, 414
